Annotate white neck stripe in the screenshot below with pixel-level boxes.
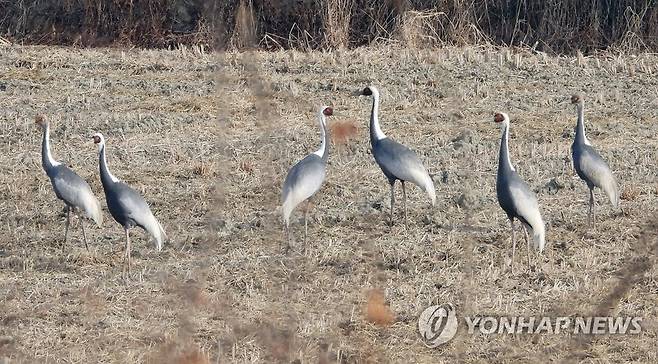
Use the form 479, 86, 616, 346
44, 124, 62, 167
371, 89, 386, 141
313, 112, 326, 157
100, 144, 120, 183
502, 120, 515, 172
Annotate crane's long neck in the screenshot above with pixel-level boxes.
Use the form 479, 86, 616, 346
313, 113, 330, 162
98, 144, 120, 187
574, 103, 590, 146
369, 92, 386, 145
41, 123, 61, 172
498, 122, 515, 174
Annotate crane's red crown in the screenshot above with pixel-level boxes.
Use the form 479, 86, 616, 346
323, 107, 333, 116
93, 135, 102, 144
35, 115, 46, 126
494, 113, 505, 123
571, 94, 583, 104
361, 87, 373, 96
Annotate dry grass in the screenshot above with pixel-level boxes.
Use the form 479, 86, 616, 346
322, 0, 354, 49
2, 0, 658, 52
0, 44, 657, 363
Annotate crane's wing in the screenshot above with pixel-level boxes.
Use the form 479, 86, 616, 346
577, 146, 619, 207
281, 154, 326, 225
50, 166, 102, 225
507, 174, 545, 251
113, 183, 166, 250
373, 138, 436, 203
282, 155, 326, 204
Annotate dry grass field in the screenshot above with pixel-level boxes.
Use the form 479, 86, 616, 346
1, 44, 657, 363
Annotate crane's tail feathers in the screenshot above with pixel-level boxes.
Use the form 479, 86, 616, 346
281, 199, 295, 227
155, 218, 166, 251
84, 198, 103, 227
603, 179, 620, 208
522, 219, 546, 253
533, 226, 546, 253
427, 185, 437, 206
281, 197, 297, 228
423, 175, 437, 206
143, 214, 166, 251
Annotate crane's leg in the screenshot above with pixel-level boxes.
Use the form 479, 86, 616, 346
509, 218, 516, 273
402, 181, 408, 228
127, 230, 131, 274
389, 181, 396, 226
122, 229, 128, 274
304, 200, 309, 242
303, 199, 311, 252
283, 223, 291, 255
123, 228, 131, 275
63, 206, 71, 249
79, 215, 89, 251
523, 225, 531, 271
588, 188, 595, 226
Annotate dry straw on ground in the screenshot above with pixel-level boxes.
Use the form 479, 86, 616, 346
0, 43, 657, 362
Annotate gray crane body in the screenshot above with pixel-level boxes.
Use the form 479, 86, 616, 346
571, 97, 619, 216
494, 113, 545, 252
367, 89, 435, 202
371, 138, 429, 188
38, 119, 102, 238
281, 107, 331, 228
361, 86, 435, 225
94, 133, 165, 251
281, 154, 326, 226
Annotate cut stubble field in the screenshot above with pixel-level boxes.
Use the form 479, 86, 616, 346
0, 44, 657, 363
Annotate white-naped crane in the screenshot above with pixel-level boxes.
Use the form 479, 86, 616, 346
36, 115, 102, 250
360, 86, 436, 226
493, 112, 545, 271
281, 106, 333, 249
570, 94, 619, 225
92, 133, 165, 273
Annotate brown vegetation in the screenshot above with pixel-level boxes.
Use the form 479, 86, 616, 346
330, 120, 359, 145
1, 1, 658, 52
365, 289, 395, 327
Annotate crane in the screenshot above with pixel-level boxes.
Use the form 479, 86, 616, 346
570, 94, 619, 225
494, 112, 545, 271
281, 106, 333, 250
36, 115, 102, 250
360, 86, 436, 226
92, 133, 165, 273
